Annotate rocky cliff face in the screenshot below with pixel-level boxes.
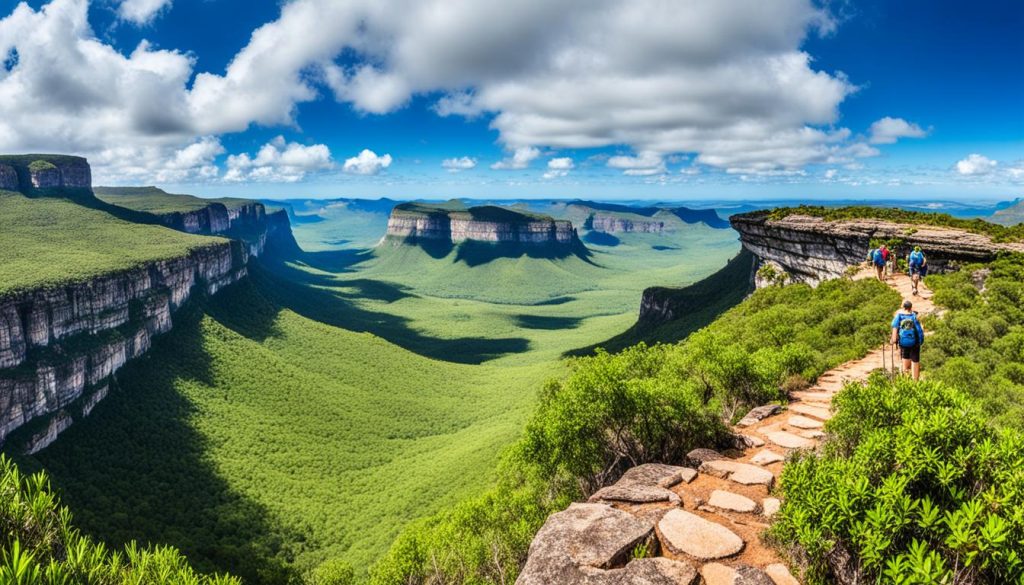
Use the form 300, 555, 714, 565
0, 165, 17, 190
386, 205, 579, 247
0, 157, 296, 451
0, 155, 93, 191
589, 214, 667, 234
731, 212, 1024, 287
0, 242, 249, 447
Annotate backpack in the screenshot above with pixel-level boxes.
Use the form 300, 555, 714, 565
897, 313, 920, 348
872, 248, 886, 266
909, 251, 924, 267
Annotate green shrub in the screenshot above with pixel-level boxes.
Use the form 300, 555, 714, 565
772, 376, 1024, 585
0, 455, 239, 585
308, 559, 356, 585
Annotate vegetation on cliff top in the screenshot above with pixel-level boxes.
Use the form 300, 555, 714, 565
0, 455, 238, 584
0, 190, 228, 296
391, 201, 555, 223
95, 186, 256, 214
762, 205, 1024, 242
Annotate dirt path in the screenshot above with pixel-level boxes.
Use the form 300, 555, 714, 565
591, 271, 935, 584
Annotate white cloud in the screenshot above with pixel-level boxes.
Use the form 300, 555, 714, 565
868, 116, 928, 144
956, 153, 998, 176
608, 152, 667, 176
824, 168, 838, 180
225, 136, 333, 182
342, 149, 392, 175
0, 0, 935, 183
117, 0, 172, 25
542, 156, 574, 179
491, 146, 540, 170
441, 156, 477, 171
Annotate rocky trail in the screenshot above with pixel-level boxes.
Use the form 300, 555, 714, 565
517, 272, 937, 585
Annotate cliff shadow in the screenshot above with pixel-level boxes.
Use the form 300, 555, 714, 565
582, 231, 621, 247
20, 301, 299, 585
513, 314, 584, 330
453, 240, 594, 267
236, 260, 529, 364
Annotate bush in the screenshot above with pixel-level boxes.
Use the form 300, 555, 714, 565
0, 455, 240, 585
772, 376, 1024, 584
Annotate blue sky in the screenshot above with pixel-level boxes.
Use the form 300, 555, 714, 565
1, 0, 1021, 200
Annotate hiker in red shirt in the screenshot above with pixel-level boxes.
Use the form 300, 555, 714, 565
869, 244, 891, 281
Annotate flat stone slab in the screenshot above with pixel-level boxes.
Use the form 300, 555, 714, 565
789, 403, 832, 421
765, 430, 815, 449
579, 557, 699, 585
658, 509, 744, 560
737, 404, 782, 427
789, 390, 834, 402
589, 483, 680, 504
764, 563, 800, 585
620, 463, 697, 488
750, 450, 785, 466
798, 429, 826, 439
687, 448, 724, 466
700, 563, 775, 585
708, 490, 759, 513
699, 460, 775, 487
762, 497, 781, 518
737, 434, 765, 448
787, 415, 824, 429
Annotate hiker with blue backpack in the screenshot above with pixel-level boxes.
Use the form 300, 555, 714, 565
868, 244, 891, 282
908, 246, 928, 296
891, 299, 925, 380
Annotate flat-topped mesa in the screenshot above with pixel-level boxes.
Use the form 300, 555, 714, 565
385, 202, 579, 247
568, 201, 730, 233
0, 155, 92, 191
731, 210, 1024, 288
589, 213, 667, 233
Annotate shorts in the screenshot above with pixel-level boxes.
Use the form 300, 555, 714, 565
900, 344, 921, 363
910, 265, 927, 278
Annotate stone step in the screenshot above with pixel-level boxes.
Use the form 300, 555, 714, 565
658, 509, 744, 560
737, 404, 782, 427
700, 563, 776, 585
788, 403, 832, 421
707, 490, 759, 514
762, 497, 781, 518
699, 460, 775, 487
787, 415, 824, 429
765, 563, 800, 585
797, 429, 825, 439
749, 450, 784, 466
764, 430, 815, 449
788, 390, 834, 402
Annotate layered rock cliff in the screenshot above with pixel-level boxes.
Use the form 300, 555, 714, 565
731, 211, 1024, 287
589, 214, 668, 234
0, 155, 92, 191
385, 203, 580, 247
567, 201, 731, 232
0, 158, 295, 451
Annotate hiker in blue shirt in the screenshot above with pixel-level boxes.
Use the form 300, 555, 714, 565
890, 299, 925, 380
907, 246, 928, 296
868, 244, 891, 282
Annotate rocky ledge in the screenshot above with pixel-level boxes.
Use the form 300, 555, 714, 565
385, 202, 579, 247
731, 212, 1024, 287
0, 154, 92, 191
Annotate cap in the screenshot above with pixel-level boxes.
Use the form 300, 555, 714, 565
914, 246, 922, 252
903, 300, 913, 310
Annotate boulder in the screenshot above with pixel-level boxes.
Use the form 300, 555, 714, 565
735, 434, 765, 448
750, 450, 785, 466
764, 564, 800, 585
686, 448, 724, 467
620, 463, 697, 488
518, 503, 702, 585
762, 498, 781, 518
657, 509, 744, 560
590, 463, 694, 504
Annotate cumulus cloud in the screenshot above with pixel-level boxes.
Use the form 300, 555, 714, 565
0, 0, 919, 182
224, 136, 333, 182
608, 152, 667, 176
117, 0, 172, 25
491, 146, 540, 170
824, 168, 838, 180
342, 149, 392, 175
956, 153, 998, 176
441, 156, 477, 171
542, 156, 574, 179
869, 117, 928, 144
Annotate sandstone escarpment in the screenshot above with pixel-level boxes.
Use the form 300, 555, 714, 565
590, 214, 667, 234
0, 165, 17, 190
385, 203, 580, 248
0, 155, 93, 191
731, 212, 1024, 287
0, 242, 250, 447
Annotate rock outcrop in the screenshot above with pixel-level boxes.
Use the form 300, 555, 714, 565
385, 202, 581, 248
731, 212, 1024, 287
590, 214, 669, 234
0, 157, 296, 451
0, 164, 18, 190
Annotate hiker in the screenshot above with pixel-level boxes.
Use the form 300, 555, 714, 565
869, 244, 890, 281
908, 246, 928, 295
891, 299, 925, 381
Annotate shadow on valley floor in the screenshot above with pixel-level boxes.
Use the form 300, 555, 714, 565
453, 239, 595, 267
20, 301, 301, 585
513, 314, 584, 330
241, 255, 530, 364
